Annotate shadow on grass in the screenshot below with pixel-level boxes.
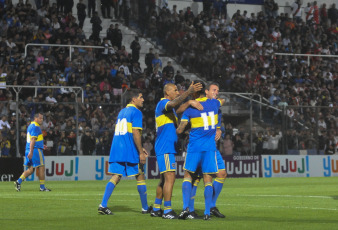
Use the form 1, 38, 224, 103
331, 196, 338, 200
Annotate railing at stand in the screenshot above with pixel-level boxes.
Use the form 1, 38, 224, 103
25, 43, 105, 61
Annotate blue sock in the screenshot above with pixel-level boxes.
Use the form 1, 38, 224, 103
189, 179, 200, 212
137, 180, 149, 211
17, 174, 26, 184
101, 181, 116, 207
204, 183, 213, 215
212, 178, 225, 208
182, 178, 192, 210
40, 180, 45, 190
163, 201, 172, 214
153, 198, 162, 211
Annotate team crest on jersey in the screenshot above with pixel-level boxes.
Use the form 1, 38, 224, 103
172, 163, 176, 169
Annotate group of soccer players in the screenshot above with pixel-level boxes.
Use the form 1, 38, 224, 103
14, 80, 227, 221
98, 80, 227, 220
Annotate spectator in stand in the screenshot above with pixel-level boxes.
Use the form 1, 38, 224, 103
223, 133, 234, 155
130, 36, 141, 63
328, 4, 337, 25
87, 0, 96, 18
76, 0, 86, 29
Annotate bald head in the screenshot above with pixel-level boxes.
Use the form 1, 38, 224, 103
163, 83, 176, 96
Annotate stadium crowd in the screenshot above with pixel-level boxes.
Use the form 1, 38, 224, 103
0, 0, 337, 157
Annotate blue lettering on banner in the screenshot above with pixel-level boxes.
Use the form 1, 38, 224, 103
95, 157, 105, 180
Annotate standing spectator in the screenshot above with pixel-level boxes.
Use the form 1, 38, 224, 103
162, 61, 175, 76
64, 0, 74, 14
145, 48, 155, 73
223, 133, 234, 155
77, 0, 86, 29
57, 0, 66, 13
0, 136, 11, 157
111, 23, 122, 50
328, 4, 337, 25
130, 36, 141, 63
320, 3, 328, 25
291, 0, 302, 23
123, 0, 131, 26
81, 127, 96, 155
313, 1, 319, 26
101, 0, 111, 18
88, 0, 96, 18
305, 2, 314, 25
90, 11, 102, 41
152, 53, 162, 70
0, 115, 11, 131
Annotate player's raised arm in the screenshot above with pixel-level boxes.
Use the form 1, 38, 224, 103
176, 120, 188, 135
166, 81, 203, 110
176, 100, 203, 114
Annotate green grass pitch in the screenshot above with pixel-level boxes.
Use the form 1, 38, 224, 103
1, 177, 337, 230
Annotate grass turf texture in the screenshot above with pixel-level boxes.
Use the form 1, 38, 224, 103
1, 177, 337, 230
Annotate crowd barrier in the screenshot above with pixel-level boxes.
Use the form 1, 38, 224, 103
1, 155, 337, 182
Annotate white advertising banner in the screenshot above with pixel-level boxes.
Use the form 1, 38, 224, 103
26, 156, 113, 181
262, 155, 338, 178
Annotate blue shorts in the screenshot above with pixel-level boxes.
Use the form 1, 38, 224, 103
108, 162, 144, 177
157, 153, 176, 174
216, 150, 226, 171
24, 148, 45, 168
184, 151, 218, 174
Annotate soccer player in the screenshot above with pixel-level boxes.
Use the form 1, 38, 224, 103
176, 81, 225, 220
151, 82, 203, 219
187, 83, 227, 219
98, 90, 151, 215
14, 113, 51, 192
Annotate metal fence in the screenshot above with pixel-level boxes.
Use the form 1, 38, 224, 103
0, 91, 336, 157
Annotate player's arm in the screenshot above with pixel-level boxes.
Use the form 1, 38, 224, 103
166, 81, 202, 110
215, 108, 222, 141
176, 100, 203, 114
218, 98, 225, 106
28, 137, 37, 159
176, 120, 189, 135
132, 129, 148, 164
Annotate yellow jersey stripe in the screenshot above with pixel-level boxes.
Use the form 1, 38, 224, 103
191, 114, 218, 129
156, 114, 178, 128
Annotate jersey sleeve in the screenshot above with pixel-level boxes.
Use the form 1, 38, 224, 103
217, 109, 222, 128
181, 108, 191, 122
30, 126, 41, 138
132, 109, 143, 130
163, 99, 171, 112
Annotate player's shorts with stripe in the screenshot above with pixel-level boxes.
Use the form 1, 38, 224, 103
216, 150, 226, 171
108, 162, 144, 177
24, 148, 45, 168
156, 153, 176, 174
184, 150, 218, 174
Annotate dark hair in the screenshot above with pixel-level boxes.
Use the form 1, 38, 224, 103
125, 89, 142, 103
193, 80, 206, 97
34, 112, 43, 118
206, 82, 219, 91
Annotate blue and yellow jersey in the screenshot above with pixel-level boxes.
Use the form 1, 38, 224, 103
181, 97, 221, 152
26, 121, 44, 150
109, 104, 143, 164
155, 98, 178, 156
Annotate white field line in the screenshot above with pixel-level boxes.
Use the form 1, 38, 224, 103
236, 194, 333, 199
